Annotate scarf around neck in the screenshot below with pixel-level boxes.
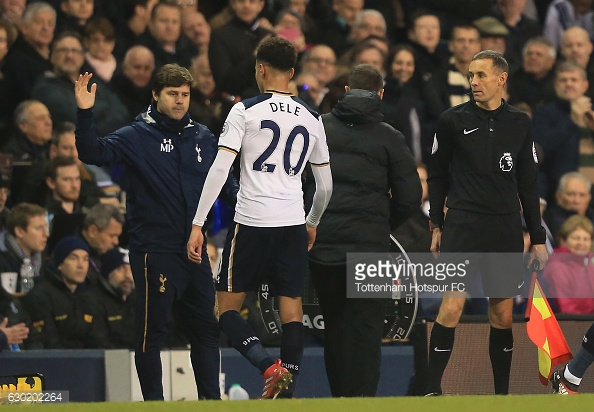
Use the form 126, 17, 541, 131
5, 233, 43, 277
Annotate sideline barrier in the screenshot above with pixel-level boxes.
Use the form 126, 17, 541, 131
0, 346, 415, 401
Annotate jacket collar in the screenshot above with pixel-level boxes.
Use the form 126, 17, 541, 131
469, 98, 507, 120
139, 103, 194, 133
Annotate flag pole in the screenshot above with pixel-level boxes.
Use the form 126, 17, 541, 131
524, 260, 540, 321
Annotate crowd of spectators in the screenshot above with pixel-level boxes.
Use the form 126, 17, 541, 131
3, 0, 594, 350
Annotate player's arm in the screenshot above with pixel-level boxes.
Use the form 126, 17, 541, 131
74, 72, 126, 166
188, 149, 237, 263
307, 117, 333, 227
305, 163, 332, 251
188, 103, 245, 263
306, 163, 332, 228
304, 118, 333, 250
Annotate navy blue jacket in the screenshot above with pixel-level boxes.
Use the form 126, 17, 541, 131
75, 105, 238, 254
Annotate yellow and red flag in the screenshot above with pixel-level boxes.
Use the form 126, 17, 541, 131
525, 273, 573, 385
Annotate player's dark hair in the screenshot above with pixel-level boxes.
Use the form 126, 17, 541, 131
256, 36, 297, 72
472, 50, 509, 74
152, 63, 194, 94
348, 64, 383, 92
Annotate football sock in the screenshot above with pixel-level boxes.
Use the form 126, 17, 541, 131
219, 310, 273, 373
564, 365, 583, 386
277, 321, 304, 398
566, 323, 594, 383
489, 327, 513, 394
426, 322, 455, 394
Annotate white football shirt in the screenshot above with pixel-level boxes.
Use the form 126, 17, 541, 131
219, 91, 330, 227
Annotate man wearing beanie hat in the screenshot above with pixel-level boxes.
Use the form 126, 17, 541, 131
23, 236, 108, 349
95, 247, 135, 349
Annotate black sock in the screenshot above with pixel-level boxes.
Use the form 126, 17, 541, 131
489, 327, 513, 394
219, 310, 273, 373
567, 323, 594, 381
426, 322, 455, 394
277, 321, 304, 398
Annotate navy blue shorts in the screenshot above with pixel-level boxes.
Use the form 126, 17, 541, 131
217, 223, 308, 297
440, 209, 524, 298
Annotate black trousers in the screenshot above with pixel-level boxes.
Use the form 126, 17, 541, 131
310, 261, 387, 397
130, 251, 220, 401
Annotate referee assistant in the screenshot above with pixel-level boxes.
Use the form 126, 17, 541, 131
426, 50, 548, 395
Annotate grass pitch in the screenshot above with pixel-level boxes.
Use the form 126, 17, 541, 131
13, 394, 594, 412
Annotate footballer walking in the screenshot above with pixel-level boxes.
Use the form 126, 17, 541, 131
188, 37, 333, 399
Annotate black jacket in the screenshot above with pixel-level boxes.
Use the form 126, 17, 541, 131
134, 30, 197, 70
428, 99, 546, 244
308, 89, 422, 264
0, 288, 43, 351
208, 16, 272, 98
22, 266, 108, 349
109, 71, 153, 118
95, 278, 135, 349
2, 36, 53, 105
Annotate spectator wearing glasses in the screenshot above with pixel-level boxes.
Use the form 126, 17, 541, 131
300, 44, 338, 107
31, 31, 129, 137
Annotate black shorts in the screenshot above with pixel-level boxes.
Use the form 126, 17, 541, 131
217, 223, 308, 297
440, 209, 524, 298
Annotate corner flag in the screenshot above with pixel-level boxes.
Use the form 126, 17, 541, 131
525, 270, 573, 385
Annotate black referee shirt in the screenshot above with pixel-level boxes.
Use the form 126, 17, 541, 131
428, 99, 546, 244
